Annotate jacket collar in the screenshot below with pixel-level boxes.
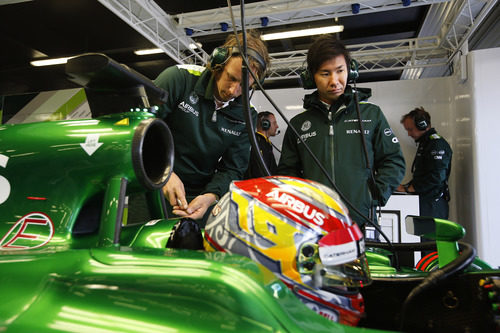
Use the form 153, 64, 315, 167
256, 131, 271, 143
303, 85, 372, 114
417, 128, 437, 143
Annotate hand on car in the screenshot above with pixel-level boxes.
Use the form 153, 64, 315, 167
163, 172, 188, 210
172, 193, 218, 220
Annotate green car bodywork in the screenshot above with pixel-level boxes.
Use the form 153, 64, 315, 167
0, 113, 387, 332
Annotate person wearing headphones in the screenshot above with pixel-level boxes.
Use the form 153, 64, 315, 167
244, 111, 279, 178
397, 107, 452, 219
154, 30, 269, 224
277, 35, 405, 229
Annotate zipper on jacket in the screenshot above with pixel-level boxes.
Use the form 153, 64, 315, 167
330, 104, 347, 181
328, 111, 335, 181
328, 111, 334, 136
211, 110, 217, 122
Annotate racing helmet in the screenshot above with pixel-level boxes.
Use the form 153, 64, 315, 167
204, 176, 371, 326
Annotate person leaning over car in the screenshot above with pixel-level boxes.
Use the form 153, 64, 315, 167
154, 30, 269, 224
277, 35, 405, 228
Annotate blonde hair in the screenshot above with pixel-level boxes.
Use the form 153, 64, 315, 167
210, 30, 270, 81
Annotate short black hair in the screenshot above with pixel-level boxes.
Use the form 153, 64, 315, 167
307, 35, 351, 75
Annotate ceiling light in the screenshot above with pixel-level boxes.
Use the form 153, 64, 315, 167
30, 57, 71, 67
261, 26, 344, 41
189, 42, 202, 50
134, 48, 163, 56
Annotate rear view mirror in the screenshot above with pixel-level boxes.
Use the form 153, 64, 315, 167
405, 215, 465, 242
405, 215, 435, 237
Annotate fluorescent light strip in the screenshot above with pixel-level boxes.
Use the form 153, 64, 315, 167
134, 48, 163, 55
135, 43, 201, 56
261, 26, 344, 41
30, 57, 71, 67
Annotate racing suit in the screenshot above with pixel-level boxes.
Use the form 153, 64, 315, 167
154, 64, 257, 202
409, 128, 452, 219
277, 87, 405, 226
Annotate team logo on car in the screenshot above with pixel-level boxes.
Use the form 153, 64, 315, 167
0, 212, 54, 250
301, 120, 311, 132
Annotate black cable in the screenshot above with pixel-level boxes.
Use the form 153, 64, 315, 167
270, 141, 281, 153
352, 81, 378, 199
225, 0, 391, 246
366, 240, 436, 252
226, 0, 271, 178
399, 241, 477, 331
351, 81, 394, 248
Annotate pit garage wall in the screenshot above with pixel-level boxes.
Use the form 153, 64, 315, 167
466, 47, 500, 268
252, 47, 500, 267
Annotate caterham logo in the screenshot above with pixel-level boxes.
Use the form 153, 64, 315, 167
0, 212, 54, 250
301, 120, 311, 132
189, 92, 199, 104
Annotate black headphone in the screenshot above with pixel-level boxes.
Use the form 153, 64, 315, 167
261, 118, 271, 130
299, 58, 359, 89
258, 112, 272, 130
208, 46, 267, 84
414, 114, 429, 131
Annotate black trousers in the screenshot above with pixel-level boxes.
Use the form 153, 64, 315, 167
419, 195, 449, 219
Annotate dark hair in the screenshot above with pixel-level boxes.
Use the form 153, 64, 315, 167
306, 35, 351, 75
401, 106, 431, 127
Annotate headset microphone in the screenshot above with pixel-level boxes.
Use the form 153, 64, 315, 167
277, 130, 281, 135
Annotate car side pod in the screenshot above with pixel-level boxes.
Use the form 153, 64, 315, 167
0, 114, 173, 250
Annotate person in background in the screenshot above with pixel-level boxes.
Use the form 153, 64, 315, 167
245, 111, 279, 178
277, 35, 405, 229
154, 30, 269, 224
397, 107, 452, 219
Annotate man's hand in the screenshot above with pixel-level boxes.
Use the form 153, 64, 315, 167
163, 172, 188, 210
172, 193, 218, 220
397, 184, 415, 193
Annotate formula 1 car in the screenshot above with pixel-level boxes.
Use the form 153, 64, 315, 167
1, 53, 498, 333
0, 53, 380, 333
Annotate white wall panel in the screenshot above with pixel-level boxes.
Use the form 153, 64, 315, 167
468, 48, 500, 268
451, 60, 475, 246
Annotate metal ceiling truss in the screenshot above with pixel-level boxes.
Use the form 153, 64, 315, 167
440, 0, 497, 57
266, 35, 450, 81
173, 0, 450, 37
97, 0, 209, 65
101, 0, 497, 81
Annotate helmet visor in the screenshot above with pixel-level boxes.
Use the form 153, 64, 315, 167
316, 253, 372, 288
315, 224, 372, 288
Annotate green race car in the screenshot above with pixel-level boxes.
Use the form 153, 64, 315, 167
1, 53, 498, 333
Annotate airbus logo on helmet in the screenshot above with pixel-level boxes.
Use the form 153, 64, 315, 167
266, 189, 325, 225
